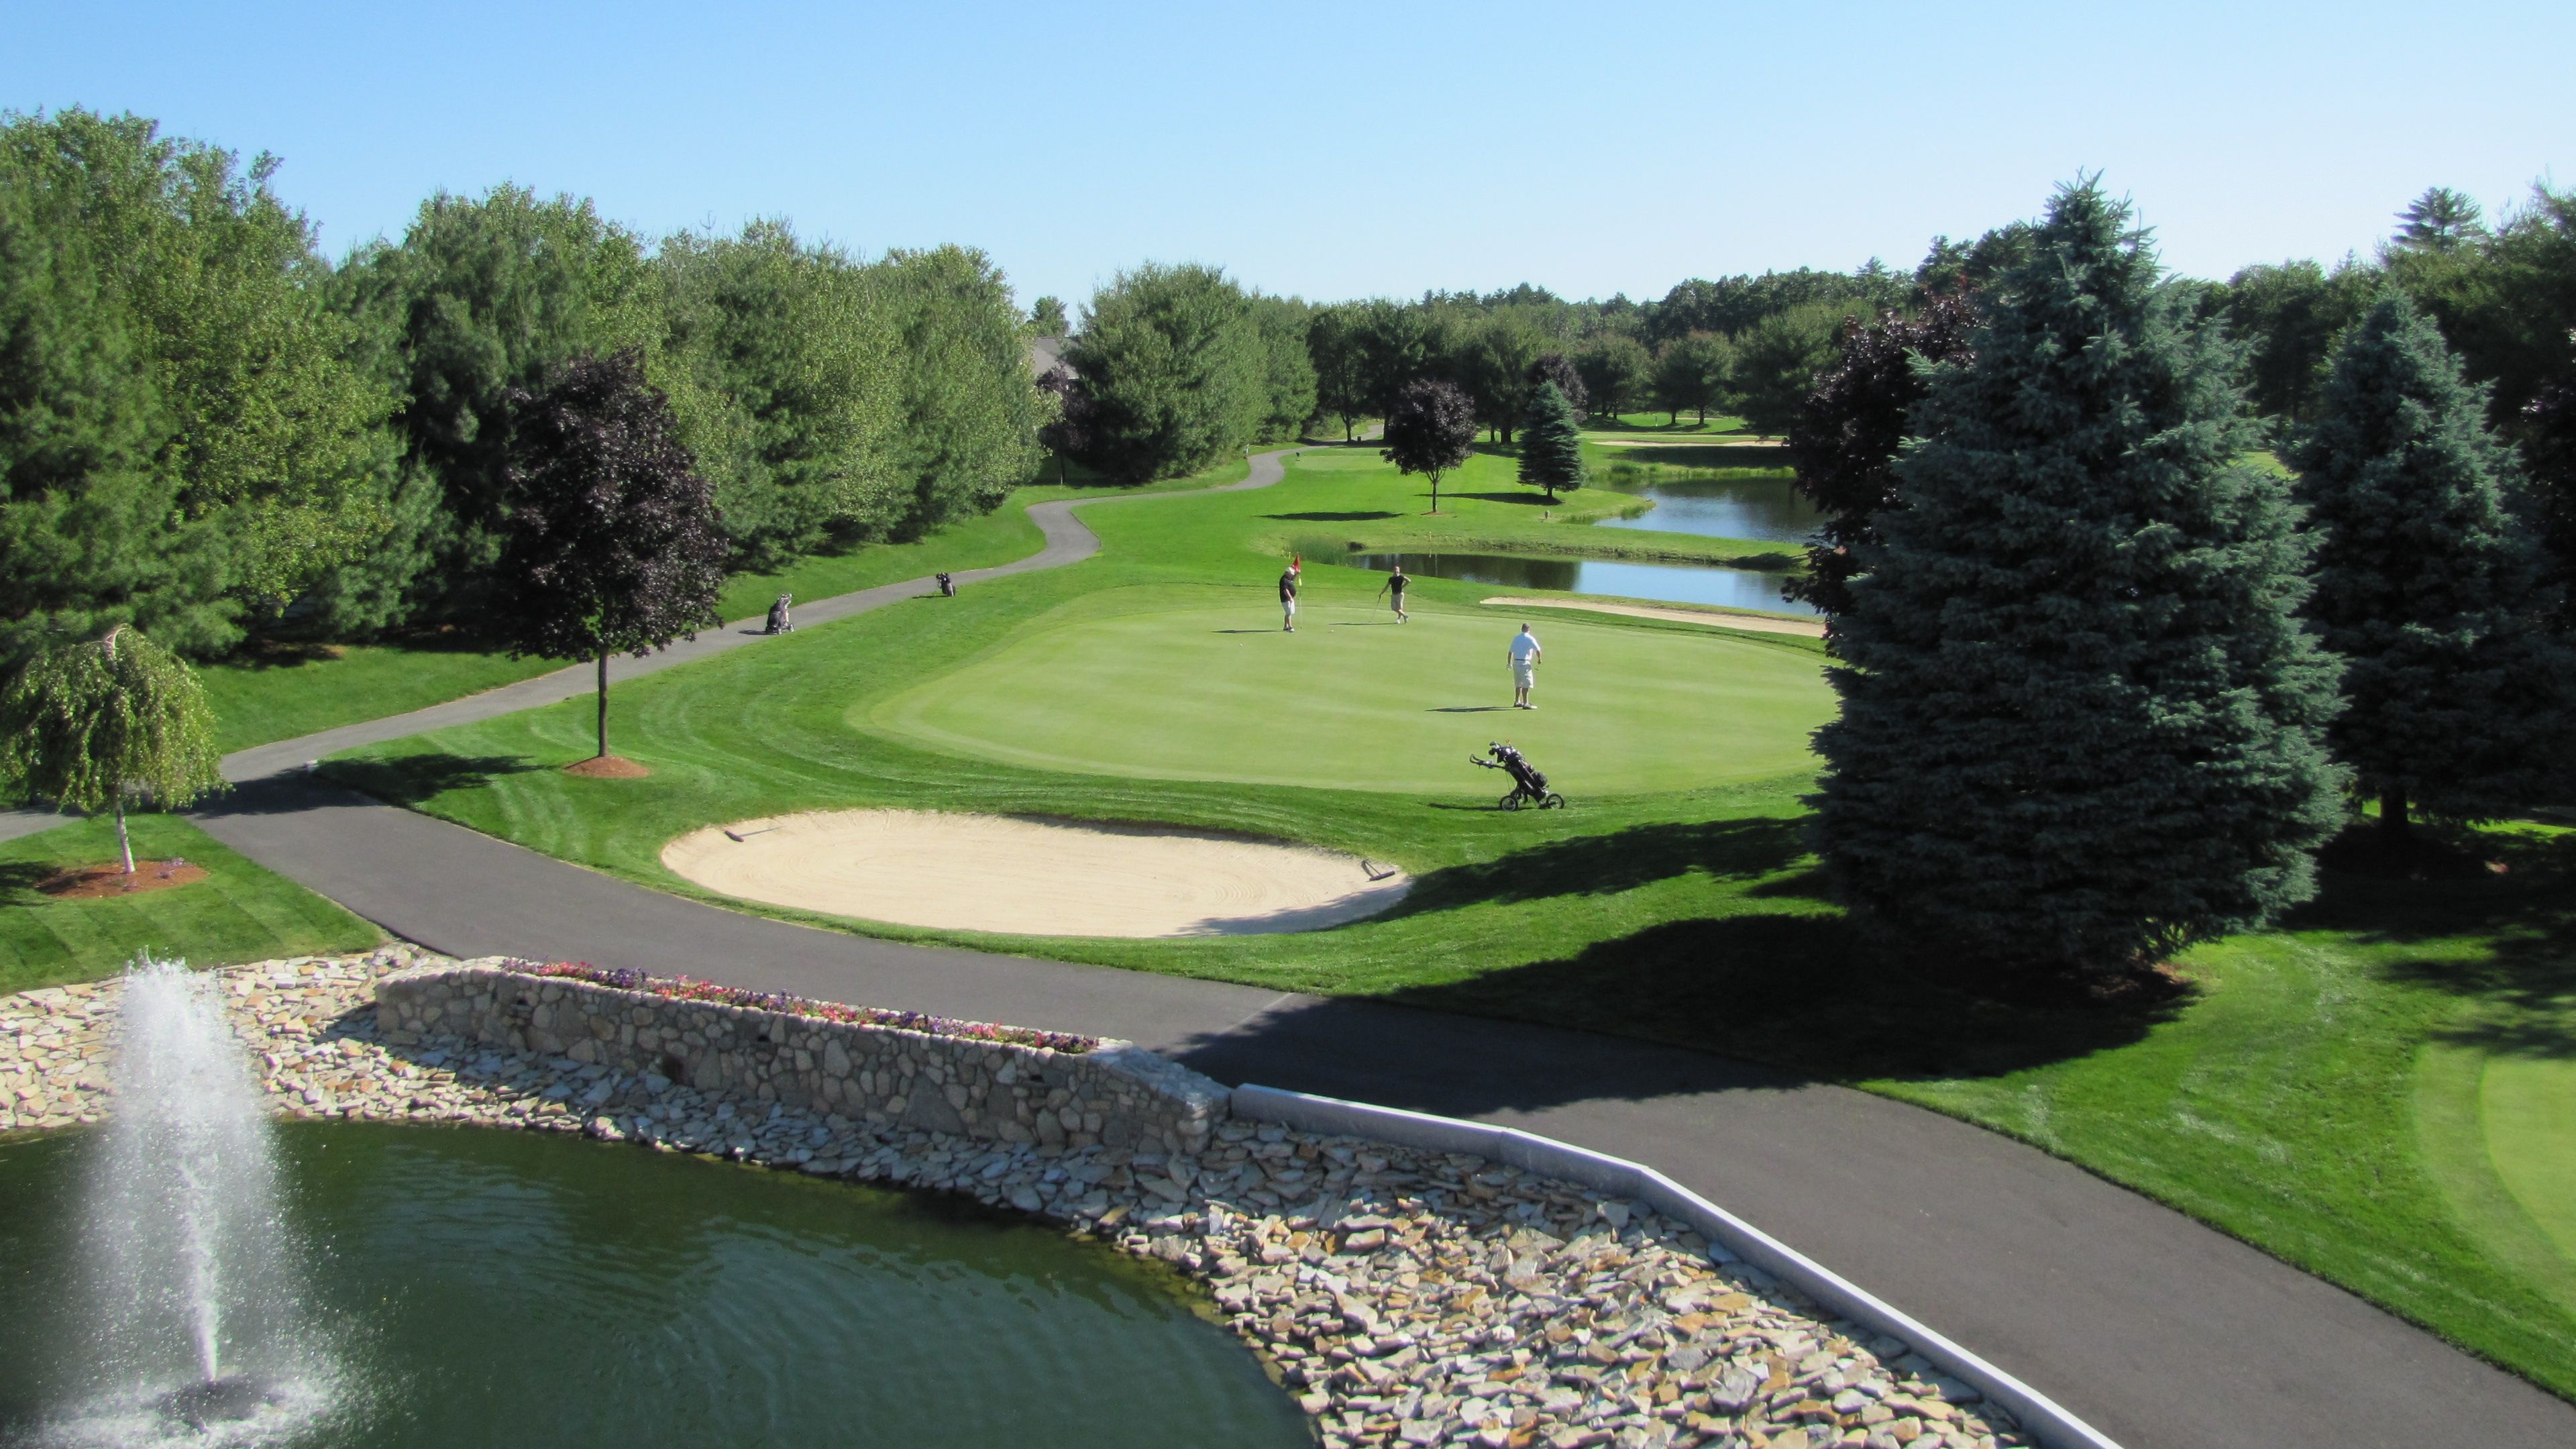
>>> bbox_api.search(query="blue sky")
[5,1,2567,311]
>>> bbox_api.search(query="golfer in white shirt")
[1508,625,1542,709]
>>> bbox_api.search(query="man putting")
[1375,564,1410,623]
[1279,559,1300,632]
[1508,623,1542,708]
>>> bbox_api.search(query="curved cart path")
[15,450,2575,1447]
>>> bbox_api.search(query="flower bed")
[516,960,1096,1054]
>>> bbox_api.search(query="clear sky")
[5,1,2567,311]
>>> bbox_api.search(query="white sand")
[1481,596,1826,638]
[661,810,1409,939]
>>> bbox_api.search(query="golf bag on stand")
[765,593,794,634]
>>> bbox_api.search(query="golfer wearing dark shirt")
[1375,566,1410,623]
[1279,565,1299,632]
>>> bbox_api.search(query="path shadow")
[1263,511,1399,522]
[307,753,538,809]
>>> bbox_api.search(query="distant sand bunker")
[661,810,1409,938]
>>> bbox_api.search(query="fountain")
[42,956,340,1446]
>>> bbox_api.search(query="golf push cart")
[1470,741,1566,811]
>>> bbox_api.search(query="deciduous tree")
[1652,333,1731,425]
[0,625,222,875]
[1731,303,1842,437]
[1813,180,2345,979]
[1063,263,1264,481]
[1781,292,1978,621]
[2292,293,2569,840]
[1381,378,1477,513]
[1575,334,1650,419]
[491,352,728,762]
[1525,352,1587,418]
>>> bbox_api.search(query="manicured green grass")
[869,588,1831,794]
[197,644,561,755]
[713,485,1063,621]
[0,816,382,993]
[333,443,2576,1399]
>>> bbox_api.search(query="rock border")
[5,953,2039,1449]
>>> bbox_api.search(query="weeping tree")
[0,626,223,875]
[1813,180,2347,979]
[1381,378,1477,513]
[2292,293,2571,843]
[492,351,728,764]
[1517,381,1587,502]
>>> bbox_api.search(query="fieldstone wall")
[373,961,1226,1156]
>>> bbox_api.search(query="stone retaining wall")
[373,962,1226,1156]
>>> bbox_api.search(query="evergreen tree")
[491,352,728,763]
[1813,181,2347,977]
[1516,382,1586,502]
[0,625,222,876]
[1381,378,1476,513]
[2292,293,2569,839]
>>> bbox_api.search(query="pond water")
[1344,551,1819,615]
[0,1122,1305,1449]
[1595,475,1821,544]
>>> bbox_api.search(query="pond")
[1594,474,1821,544]
[1344,551,1820,616]
[0,1122,1306,1449]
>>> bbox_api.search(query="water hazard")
[1344,551,1820,615]
[0,1120,1304,1448]
[1594,476,1821,544]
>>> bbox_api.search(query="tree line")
[1,109,1044,664]
[1785,177,2576,985]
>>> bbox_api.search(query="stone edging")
[375,961,1226,1157]
[1233,1087,2117,1449]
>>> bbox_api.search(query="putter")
[722,825,782,843]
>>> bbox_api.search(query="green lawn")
[869,588,1831,794]
[331,443,2576,1399]
[197,644,562,755]
[0,815,382,993]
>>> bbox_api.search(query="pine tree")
[0,626,223,876]
[1516,382,1587,502]
[491,352,729,764]
[2292,293,2569,840]
[1813,181,2347,977]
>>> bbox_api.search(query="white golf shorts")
[1513,663,1536,690]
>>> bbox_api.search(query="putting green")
[864,590,1832,794]
[2484,1055,2576,1263]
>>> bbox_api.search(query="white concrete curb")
[1232,1083,2120,1449]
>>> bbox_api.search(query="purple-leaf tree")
[494,350,729,761]
[1381,377,1478,513]
[1780,291,1979,627]
[1035,364,1095,484]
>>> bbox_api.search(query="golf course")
[284,439,2576,1411]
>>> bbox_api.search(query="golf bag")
[765,593,794,634]
[1470,742,1566,810]
[936,572,957,597]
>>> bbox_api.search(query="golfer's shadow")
[1212,629,1282,635]
[1428,706,1507,712]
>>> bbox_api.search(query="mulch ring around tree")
[562,755,651,780]
[36,859,209,899]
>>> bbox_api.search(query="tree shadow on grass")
[1395,816,1812,913]
[1262,511,1400,522]
[0,861,58,908]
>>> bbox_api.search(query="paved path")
[16,450,2575,1447]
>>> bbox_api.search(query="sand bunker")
[661,810,1409,938]
[1481,596,1825,638]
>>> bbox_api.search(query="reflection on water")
[1345,552,1819,616]
[0,1122,1307,1448]
[1596,475,1821,543]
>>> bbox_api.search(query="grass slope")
[198,645,561,755]
[0,816,382,992]
[335,445,2576,1398]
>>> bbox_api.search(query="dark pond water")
[1344,551,1819,615]
[1595,476,1821,544]
[0,1123,1305,1449]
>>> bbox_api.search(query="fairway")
[865,589,1833,794]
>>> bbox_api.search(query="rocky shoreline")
[2,952,2027,1449]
